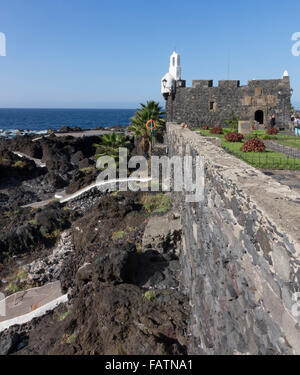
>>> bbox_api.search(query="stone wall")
[165,77,291,129]
[167,123,300,355]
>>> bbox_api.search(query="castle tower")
[169,51,181,81]
[161,51,182,99]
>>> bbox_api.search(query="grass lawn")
[194,129,300,170]
[276,137,300,150]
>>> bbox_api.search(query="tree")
[94,132,131,165]
[128,101,165,155]
[225,113,240,132]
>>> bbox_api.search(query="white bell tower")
[161,51,182,97]
[283,70,289,78]
[169,51,181,81]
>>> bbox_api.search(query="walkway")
[0,281,66,332]
[261,169,300,195]
[264,141,300,160]
[22,197,57,209]
[12,151,47,168]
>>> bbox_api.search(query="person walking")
[295,116,300,136]
[269,115,276,128]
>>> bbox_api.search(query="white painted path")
[0,281,67,333]
[12,152,46,168]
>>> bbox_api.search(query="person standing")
[295,116,300,136]
[269,115,276,128]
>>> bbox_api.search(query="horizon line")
[0,107,138,110]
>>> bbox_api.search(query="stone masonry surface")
[165,77,291,129]
[167,123,300,354]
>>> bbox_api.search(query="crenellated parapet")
[161,52,292,129]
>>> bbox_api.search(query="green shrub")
[136,243,142,253]
[39,227,49,238]
[144,291,156,301]
[13,160,26,168]
[28,219,38,226]
[112,230,125,241]
[111,191,119,197]
[6,271,30,293]
[142,194,172,214]
[80,167,95,174]
[58,310,71,322]
[7,282,20,293]
[225,115,240,131]
[0,158,11,166]
[65,333,76,344]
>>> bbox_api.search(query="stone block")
[238,121,252,134]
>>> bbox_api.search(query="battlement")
[192,80,241,88]
[192,80,213,88]
[165,75,291,129]
[218,80,240,88]
[187,78,288,90]
[247,77,289,87]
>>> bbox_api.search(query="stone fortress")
[161,51,292,130]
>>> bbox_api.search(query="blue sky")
[0,0,299,108]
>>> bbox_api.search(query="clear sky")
[0,0,299,108]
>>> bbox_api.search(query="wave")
[0,129,49,138]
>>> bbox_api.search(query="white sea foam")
[0,129,48,138]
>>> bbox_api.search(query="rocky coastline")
[0,124,128,139]
[0,128,190,355]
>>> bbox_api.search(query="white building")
[161,51,182,97]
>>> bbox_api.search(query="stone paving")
[0,281,62,323]
[261,169,300,195]
[260,137,300,193]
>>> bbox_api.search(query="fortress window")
[209,101,216,112]
[255,87,264,96]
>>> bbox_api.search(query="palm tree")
[128,101,165,155]
[94,132,131,165]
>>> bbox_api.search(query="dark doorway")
[255,110,264,124]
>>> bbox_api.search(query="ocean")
[0,108,136,137]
